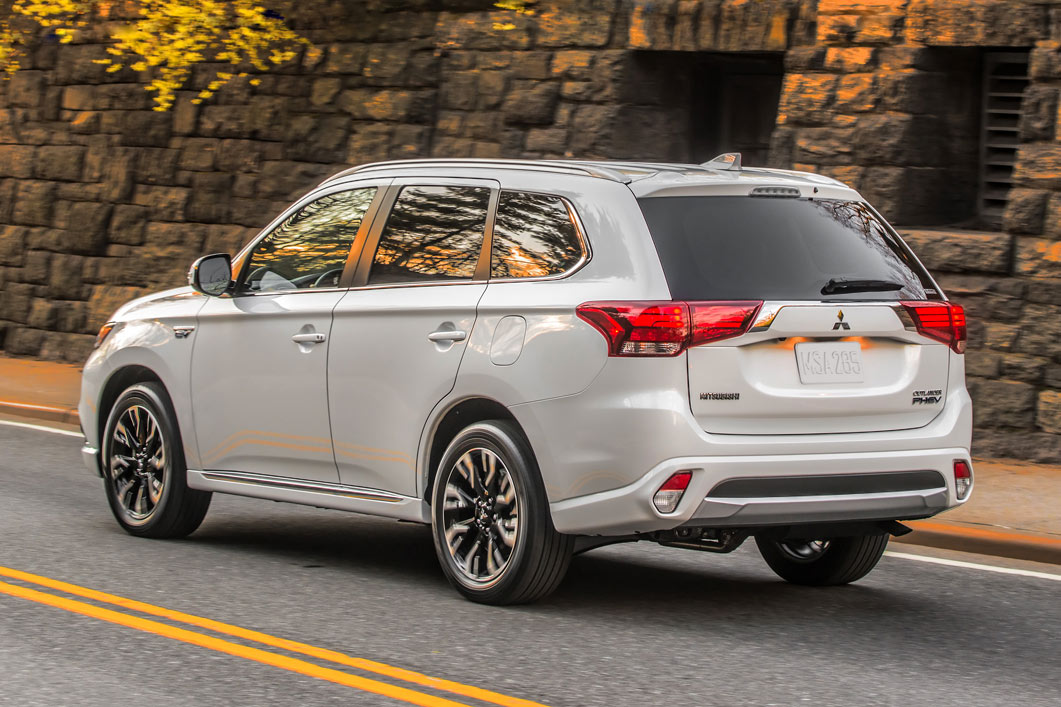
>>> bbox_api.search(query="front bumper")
[81,442,102,477]
[549,448,970,536]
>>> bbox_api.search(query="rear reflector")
[954,460,973,500]
[901,302,967,354]
[653,471,693,514]
[577,301,762,357]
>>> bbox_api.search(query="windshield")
[638,196,937,301]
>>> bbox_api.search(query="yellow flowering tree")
[493,0,536,31]
[1,0,308,111]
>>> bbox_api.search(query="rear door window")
[638,196,935,301]
[368,185,490,285]
[490,191,584,278]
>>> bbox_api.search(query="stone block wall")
[0,0,818,364]
[903,228,1061,462]
[771,0,1054,227]
[0,0,1059,460]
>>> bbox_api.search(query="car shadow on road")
[185,507,940,623]
[188,509,446,581]
[555,547,928,613]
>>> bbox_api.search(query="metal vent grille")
[980,51,1030,228]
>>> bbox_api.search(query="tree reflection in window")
[369,186,490,285]
[491,192,583,279]
[244,188,376,292]
[806,199,926,296]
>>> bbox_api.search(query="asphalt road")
[1,422,1059,707]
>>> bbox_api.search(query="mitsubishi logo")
[832,310,850,331]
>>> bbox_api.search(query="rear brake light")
[653,471,693,513]
[901,302,966,354]
[953,459,973,500]
[577,301,761,357]
[689,302,763,347]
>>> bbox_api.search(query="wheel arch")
[421,396,529,503]
[97,365,168,448]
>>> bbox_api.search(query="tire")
[755,533,889,586]
[430,420,573,605]
[101,382,211,539]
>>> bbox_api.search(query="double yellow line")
[0,566,547,707]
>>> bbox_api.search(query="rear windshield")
[638,196,937,301]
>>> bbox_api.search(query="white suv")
[79,157,973,604]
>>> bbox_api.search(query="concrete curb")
[895,520,1061,566]
[0,400,80,427]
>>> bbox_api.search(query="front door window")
[243,188,377,292]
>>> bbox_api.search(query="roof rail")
[325,158,634,184]
[563,160,710,175]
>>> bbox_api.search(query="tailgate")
[688,304,950,435]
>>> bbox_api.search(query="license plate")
[795,342,864,384]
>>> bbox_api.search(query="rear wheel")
[431,420,573,605]
[755,534,888,586]
[102,382,211,538]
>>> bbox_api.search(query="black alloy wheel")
[102,382,211,538]
[431,420,573,605]
[441,446,520,584]
[109,402,167,523]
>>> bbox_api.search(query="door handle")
[292,332,326,344]
[427,330,466,343]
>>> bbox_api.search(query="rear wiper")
[821,278,905,295]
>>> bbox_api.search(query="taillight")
[901,302,966,354]
[576,301,687,356]
[953,459,973,500]
[689,302,763,347]
[653,471,693,513]
[576,301,761,357]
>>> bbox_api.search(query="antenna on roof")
[702,153,742,171]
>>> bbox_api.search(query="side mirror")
[189,253,232,297]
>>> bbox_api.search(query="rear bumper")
[549,448,969,536]
[684,488,948,527]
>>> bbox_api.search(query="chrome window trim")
[343,279,490,293]
[235,286,352,298]
[486,191,592,284]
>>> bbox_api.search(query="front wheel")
[431,420,573,605]
[755,534,889,586]
[102,382,211,539]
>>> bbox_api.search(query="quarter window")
[368,185,491,285]
[243,188,376,293]
[491,191,583,279]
